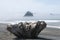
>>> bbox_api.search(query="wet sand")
[0,23,60,40]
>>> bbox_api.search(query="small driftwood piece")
[7,21,47,39]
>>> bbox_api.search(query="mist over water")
[0,14,60,27]
[1,13,60,21]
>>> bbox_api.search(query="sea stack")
[24,11,33,17]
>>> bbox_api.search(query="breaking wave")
[0,20,60,29]
[0,20,60,24]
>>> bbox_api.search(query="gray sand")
[0,23,60,40]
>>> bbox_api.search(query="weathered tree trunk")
[7,21,47,39]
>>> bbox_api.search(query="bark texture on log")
[7,21,47,38]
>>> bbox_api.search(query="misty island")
[24,11,33,17]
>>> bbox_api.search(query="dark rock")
[24,11,33,16]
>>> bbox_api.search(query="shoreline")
[0,23,60,40]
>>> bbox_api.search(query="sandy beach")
[0,23,60,40]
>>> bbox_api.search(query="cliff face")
[24,11,33,16]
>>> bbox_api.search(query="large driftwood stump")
[7,21,47,39]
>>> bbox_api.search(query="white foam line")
[0,21,36,25]
[0,20,60,29]
[47,25,60,29]
[0,20,60,23]
[39,20,60,22]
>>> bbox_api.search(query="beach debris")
[7,21,47,38]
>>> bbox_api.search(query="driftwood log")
[7,21,47,39]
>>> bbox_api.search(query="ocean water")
[0,14,60,29]
[0,16,60,26]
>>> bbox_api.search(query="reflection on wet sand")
[13,37,53,40]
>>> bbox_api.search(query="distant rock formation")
[50,13,60,15]
[24,11,33,17]
[50,13,53,15]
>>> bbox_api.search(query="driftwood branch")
[7,21,47,39]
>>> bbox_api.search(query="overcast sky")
[0,0,60,20]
